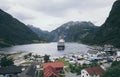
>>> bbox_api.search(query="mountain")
[27,25,50,41]
[82,0,120,48]
[0,9,43,47]
[50,21,98,42]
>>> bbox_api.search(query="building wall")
[81,70,90,77]
[117,57,120,61]
[87,53,97,58]
[81,70,100,77]
[117,51,120,56]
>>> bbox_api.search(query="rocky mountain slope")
[82,0,120,48]
[0,9,43,47]
[50,21,98,42]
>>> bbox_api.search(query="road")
[65,72,80,77]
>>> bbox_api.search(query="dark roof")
[85,66,104,76]
[44,66,59,77]
[26,65,36,77]
[19,64,36,77]
[0,66,25,74]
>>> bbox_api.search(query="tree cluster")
[69,62,100,75]
[0,56,14,67]
[101,61,120,77]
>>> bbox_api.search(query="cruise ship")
[57,38,65,50]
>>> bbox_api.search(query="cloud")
[0,0,116,31]
[10,0,115,17]
[0,0,11,10]
[7,7,35,21]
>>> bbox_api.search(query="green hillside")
[0,9,43,47]
[82,0,120,48]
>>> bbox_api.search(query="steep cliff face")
[0,9,42,47]
[82,0,120,47]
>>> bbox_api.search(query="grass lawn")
[7,55,15,59]
[21,62,31,64]
[39,70,43,77]
[59,74,66,77]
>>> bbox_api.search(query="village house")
[86,50,104,63]
[0,62,39,77]
[115,51,120,61]
[44,66,59,77]
[81,66,104,77]
[63,53,90,65]
[117,51,120,56]
[19,65,36,77]
[116,56,120,61]
[101,63,111,71]
[43,62,64,77]
[87,50,99,58]
[103,45,116,56]
[0,66,27,77]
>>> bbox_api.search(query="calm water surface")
[1,42,89,57]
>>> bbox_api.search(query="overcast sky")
[0,0,116,31]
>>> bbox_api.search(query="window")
[87,74,88,76]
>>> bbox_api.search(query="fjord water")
[1,42,89,57]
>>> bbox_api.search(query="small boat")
[57,38,65,50]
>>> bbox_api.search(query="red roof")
[43,62,64,69]
[85,66,104,76]
[44,66,59,77]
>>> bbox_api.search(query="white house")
[100,63,111,71]
[87,50,99,58]
[104,45,113,52]
[116,56,120,61]
[81,66,104,77]
[117,51,120,56]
